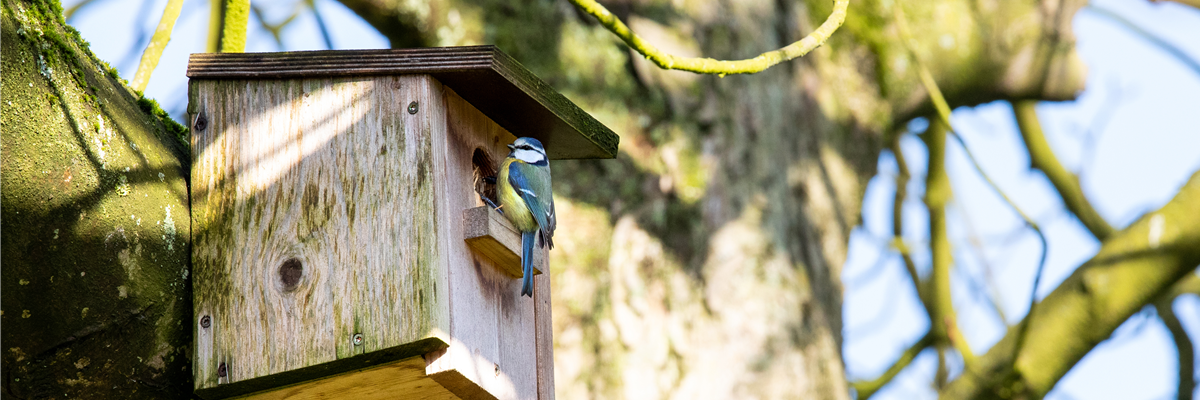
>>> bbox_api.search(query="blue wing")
[507,162,555,248]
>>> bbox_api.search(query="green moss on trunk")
[1,0,193,396]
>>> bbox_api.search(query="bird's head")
[508,137,547,165]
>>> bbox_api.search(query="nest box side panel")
[190,75,450,394]
[422,86,545,400]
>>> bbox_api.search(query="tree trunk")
[1,0,193,397]
[334,0,1085,398]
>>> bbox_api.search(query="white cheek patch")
[513,148,546,164]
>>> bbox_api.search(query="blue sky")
[63,0,1200,398]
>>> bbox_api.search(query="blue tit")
[497,137,556,297]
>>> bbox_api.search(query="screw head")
[200,315,211,328]
[194,112,207,131]
[217,362,227,378]
[352,333,364,346]
[407,101,419,115]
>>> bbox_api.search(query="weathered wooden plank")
[463,206,544,279]
[533,255,554,400]
[186,46,620,160]
[190,75,449,398]
[422,85,540,399]
[237,355,458,400]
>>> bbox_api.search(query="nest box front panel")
[189,75,450,392]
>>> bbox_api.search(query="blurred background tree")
[2,0,1198,398]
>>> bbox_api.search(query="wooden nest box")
[186,46,618,399]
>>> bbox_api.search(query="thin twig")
[1152,0,1200,9]
[1156,300,1195,400]
[250,4,301,50]
[566,0,849,75]
[118,0,157,72]
[894,4,1047,373]
[1012,100,1114,240]
[890,137,923,297]
[953,200,1010,323]
[64,0,107,22]
[306,0,336,50]
[1085,3,1200,76]
[850,333,934,400]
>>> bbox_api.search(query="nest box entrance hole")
[472,148,498,206]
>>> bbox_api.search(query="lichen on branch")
[566,0,849,74]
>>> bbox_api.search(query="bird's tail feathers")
[521,231,536,297]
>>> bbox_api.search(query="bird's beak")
[507,144,515,150]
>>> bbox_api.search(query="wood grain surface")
[421,86,543,400]
[191,75,450,396]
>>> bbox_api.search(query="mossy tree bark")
[334,0,1087,398]
[1,0,193,397]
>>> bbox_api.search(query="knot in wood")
[278,258,303,292]
[195,112,207,131]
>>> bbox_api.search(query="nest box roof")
[187,46,618,160]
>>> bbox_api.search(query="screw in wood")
[217,362,227,378]
[200,315,211,328]
[408,101,419,114]
[494,363,500,377]
[352,333,364,346]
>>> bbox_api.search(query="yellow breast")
[498,159,538,232]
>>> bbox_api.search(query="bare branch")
[851,333,934,400]
[921,118,976,363]
[894,4,1049,372]
[954,201,1011,324]
[208,0,251,52]
[942,172,1200,399]
[1085,3,1200,76]
[1151,0,1200,8]
[1012,100,1115,240]
[890,138,923,297]
[130,0,184,92]
[250,4,301,50]
[306,0,336,50]
[565,0,849,75]
[64,0,108,22]
[1156,289,1195,400]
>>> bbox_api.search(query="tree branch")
[1012,100,1115,240]
[1156,278,1196,400]
[1151,0,1200,9]
[207,0,251,52]
[306,0,336,49]
[565,0,849,74]
[941,172,1200,399]
[895,4,1049,371]
[851,333,934,400]
[922,118,976,363]
[130,0,184,92]
[890,137,923,296]
[1085,3,1200,76]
